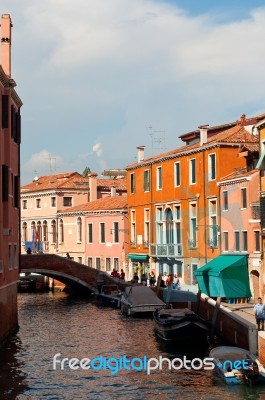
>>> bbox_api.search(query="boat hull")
[153,308,209,342]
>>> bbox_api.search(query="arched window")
[59,219,64,243]
[37,221,42,241]
[165,208,173,244]
[22,222,27,243]
[51,220,57,244]
[43,221,48,241]
[77,217,82,242]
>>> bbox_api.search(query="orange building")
[126,114,263,284]
[256,117,265,299]
[0,14,22,344]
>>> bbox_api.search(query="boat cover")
[123,285,165,306]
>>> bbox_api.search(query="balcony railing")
[251,204,260,220]
[149,243,182,257]
[143,240,149,248]
[208,239,218,248]
[130,240,136,248]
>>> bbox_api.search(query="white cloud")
[5,0,265,184]
[92,142,103,157]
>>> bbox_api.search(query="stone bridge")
[20,254,129,293]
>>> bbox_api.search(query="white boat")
[120,285,165,316]
[209,346,265,384]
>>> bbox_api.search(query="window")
[96,257,101,270]
[22,200,27,210]
[174,205,181,246]
[189,203,197,248]
[223,232,229,251]
[130,173,135,194]
[156,166,162,189]
[235,231,240,251]
[59,219,64,243]
[114,258,119,271]
[8,244,12,270]
[242,231,248,251]
[100,223,105,243]
[22,222,27,243]
[106,258,111,272]
[256,141,265,169]
[174,162,181,187]
[191,264,198,284]
[51,197,56,207]
[87,257,93,268]
[2,94,9,128]
[88,223,93,243]
[36,198,41,208]
[144,209,150,247]
[208,153,216,181]
[241,188,247,209]
[131,210,136,247]
[209,199,218,247]
[223,191,228,211]
[143,170,150,192]
[2,164,9,202]
[156,207,163,244]
[77,217,82,242]
[189,159,196,184]
[51,220,57,244]
[113,222,119,243]
[63,197,72,207]
[78,257,82,264]
[254,231,261,252]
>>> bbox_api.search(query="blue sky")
[2,0,265,184]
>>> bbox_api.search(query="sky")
[2,0,265,184]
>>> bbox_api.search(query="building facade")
[20,172,127,263]
[218,168,261,298]
[0,14,22,344]
[126,114,262,286]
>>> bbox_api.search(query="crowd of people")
[110,269,180,289]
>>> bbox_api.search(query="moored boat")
[209,346,265,384]
[120,285,165,316]
[153,307,209,342]
[96,285,122,308]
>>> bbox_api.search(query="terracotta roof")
[21,172,89,192]
[126,124,259,169]
[219,167,259,182]
[60,195,128,213]
[97,178,127,191]
[21,173,127,193]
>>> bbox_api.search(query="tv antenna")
[147,126,166,155]
[47,154,57,172]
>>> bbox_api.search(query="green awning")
[195,254,251,298]
[128,253,148,261]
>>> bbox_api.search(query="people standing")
[173,274,180,290]
[120,269,125,280]
[133,272,139,283]
[141,273,147,286]
[149,271,156,287]
[254,297,265,331]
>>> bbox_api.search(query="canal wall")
[198,293,257,354]
[0,282,18,346]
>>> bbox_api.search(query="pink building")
[0,14,22,344]
[219,168,261,299]
[60,191,129,279]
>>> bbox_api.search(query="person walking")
[254,297,265,331]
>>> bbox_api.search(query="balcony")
[130,240,136,248]
[149,243,182,257]
[208,239,218,248]
[143,240,149,248]
[188,240,197,249]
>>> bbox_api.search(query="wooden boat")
[153,307,209,342]
[96,285,122,308]
[120,285,165,316]
[209,346,265,384]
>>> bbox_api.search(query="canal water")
[1,292,265,400]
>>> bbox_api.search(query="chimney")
[137,146,145,163]
[240,114,246,126]
[1,14,12,78]
[111,186,116,197]
[198,125,209,146]
[88,173,98,202]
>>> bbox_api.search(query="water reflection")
[0,292,265,399]
[0,335,29,399]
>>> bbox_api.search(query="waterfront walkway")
[221,301,257,326]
